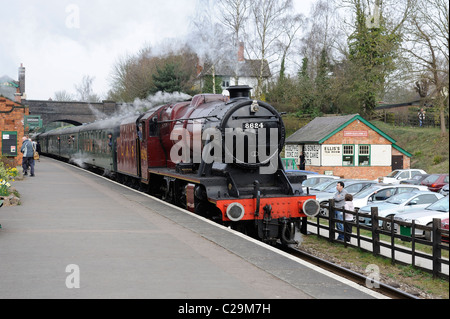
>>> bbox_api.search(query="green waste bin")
[400,225,411,237]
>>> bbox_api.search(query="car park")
[358,191,444,230]
[420,174,449,192]
[376,169,427,184]
[352,184,429,211]
[440,184,449,196]
[400,174,430,185]
[394,197,449,240]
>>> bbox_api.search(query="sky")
[1,0,313,101]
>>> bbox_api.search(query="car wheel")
[319,202,329,218]
[425,222,433,241]
[382,215,395,231]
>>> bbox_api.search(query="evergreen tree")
[151,62,185,94]
[347,0,400,115]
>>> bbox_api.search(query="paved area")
[0,157,386,299]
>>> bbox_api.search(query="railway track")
[279,245,421,299]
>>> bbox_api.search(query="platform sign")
[1,131,18,157]
[24,115,42,130]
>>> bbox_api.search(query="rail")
[307,199,449,281]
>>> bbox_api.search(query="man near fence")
[333,181,348,241]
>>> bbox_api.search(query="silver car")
[352,184,430,211]
[394,197,449,240]
[359,190,444,230]
[440,184,449,196]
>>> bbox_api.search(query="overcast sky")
[1,0,312,101]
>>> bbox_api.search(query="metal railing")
[307,199,449,280]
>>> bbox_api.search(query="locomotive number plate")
[243,122,265,129]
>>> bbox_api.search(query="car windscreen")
[386,192,413,204]
[386,170,400,177]
[426,198,449,212]
[353,186,381,199]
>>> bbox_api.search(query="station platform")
[0,157,387,300]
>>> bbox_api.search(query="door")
[392,155,403,170]
[139,121,149,183]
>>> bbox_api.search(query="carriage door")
[139,120,149,183]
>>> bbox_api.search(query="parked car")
[440,184,449,196]
[315,179,377,216]
[301,174,340,190]
[400,174,430,185]
[441,217,449,243]
[420,174,449,192]
[394,197,449,240]
[359,191,444,230]
[309,179,344,193]
[352,184,430,211]
[376,169,427,184]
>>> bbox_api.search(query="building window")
[358,145,370,166]
[343,145,354,166]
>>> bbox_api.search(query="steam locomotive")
[38,86,320,245]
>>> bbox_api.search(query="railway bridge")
[23,99,119,127]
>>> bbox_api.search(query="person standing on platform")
[21,136,35,177]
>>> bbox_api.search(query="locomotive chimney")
[227,85,252,99]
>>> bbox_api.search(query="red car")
[421,174,449,192]
[442,217,449,243]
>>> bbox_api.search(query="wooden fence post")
[329,199,335,243]
[371,207,380,257]
[432,218,442,279]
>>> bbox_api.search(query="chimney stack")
[238,42,245,62]
[18,63,25,96]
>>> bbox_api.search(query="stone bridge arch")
[24,99,119,127]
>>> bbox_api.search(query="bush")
[0,159,17,196]
[433,155,443,165]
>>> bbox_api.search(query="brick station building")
[0,97,29,168]
[285,114,412,180]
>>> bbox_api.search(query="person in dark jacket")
[21,136,35,177]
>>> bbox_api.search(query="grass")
[370,120,449,174]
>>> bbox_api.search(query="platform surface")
[0,157,386,299]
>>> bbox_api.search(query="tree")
[53,90,74,101]
[404,0,449,135]
[108,45,199,101]
[346,0,404,115]
[246,0,295,99]
[75,75,101,103]
[218,0,251,85]
[151,62,185,94]
[108,46,159,102]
